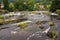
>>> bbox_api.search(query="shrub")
[0,16,4,19]
[9,3,15,12]
[49,21,54,26]
[55,10,60,15]
[47,31,58,40]
[3,0,9,10]
[51,31,58,39]
[0,10,8,14]
[15,0,24,11]
[18,5,24,11]
[17,23,28,28]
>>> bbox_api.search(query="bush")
[9,3,15,12]
[47,31,58,40]
[0,16,4,19]
[49,21,54,26]
[18,5,24,11]
[55,10,60,15]
[17,23,28,28]
[0,10,8,14]
[51,31,58,39]
[3,0,9,10]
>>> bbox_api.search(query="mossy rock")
[42,12,51,15]
[47,31,58,40]
[0,10,8,14]
[0,16,4,19]
[9,14,14,17]
[17,23,28,29]
[39,26,44,29]
[35,20,41,24]
[49,21,54,26]
[0,19,5,25]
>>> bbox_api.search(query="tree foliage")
[26,0,36,11]
[15,0,25,11]
[49,0,60,12]
[3,0,9,10]
[9,3,15,12]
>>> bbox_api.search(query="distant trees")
[49,0,60,12]
[34,3,40,11]
[26,0,36,11]
[14,0,36,11]
[15,0,26,11]
[3,0,60,11]
[9,3,15,12]
[15,0,23,10]
[3,0,9,10]
[0,2,1,8]
[3,0,15,12]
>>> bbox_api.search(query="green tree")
[0,2,1,8]
[34,3,40,11]
[49,0,60,12]
[3,0,9,10]
[9,3,15,12]
[15,0,24,11]
[26,0,36,11]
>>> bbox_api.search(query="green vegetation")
[4,18,25,24]
[3,0,9,10]
[49,0,60,12]
[47,31,58,40]
[0,10,8,14]
[0,16,4,19]
[9,3,15,12]
[2,0,60,11]
[34,3,40,11]
[51,31,58,40]
[42,12,51,15]
[55,10,60,15]
[15,0,25,11]
[26,0,36,11]
[1,0,51,11]
[14,0,36,11]
[17,23,28,28]
[49,21,54,26]
[31,11,41,15]
[0,18,26,25]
